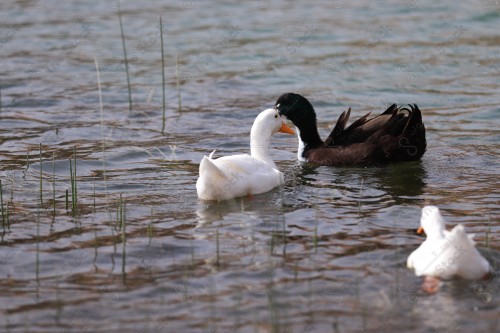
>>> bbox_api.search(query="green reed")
[148,207,153,243]
[281,205,287,256]
[160,16,166,134]
[358,178,364,216]
[52,152,56,216]
[111,227,117,268]
[94,57,108,207]
[119,194,127,282]
[117,0,132,112]
[268,292,279,333]
[9,177,13,202]
[93,175,96,213]
[26,145,30,170]
[216,228,220,267]
[190,238,195,266]
[147,221,153,243]
[93,226,98,266]
[69,147,77,216]
[39,143,43,208]
[36,205,40,282]
[6,182,10,229]
[5,200,9,231]
[116,194,124,230]
[69,160,73,210]
[0,179,5,228]
[73,146,77,203]
[65,189,69,213]
[176,54,182,112]
[313,219,318,253]
[116,198,119,228]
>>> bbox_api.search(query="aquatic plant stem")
[39,144,43,208]
[94,57,108,208]
[93,175,96,213]
[93,226,98,266]
[117,0,132,112]
[73,146,77,205]
[69,149,77,217]
[176,54,182,112]
[65,189,69,213]
[0,180,5,228]
[358,178,364,216]
[160,16,166,134]
[36,205,40,282]
[116,197,120,229]
[216,228,220,267]
[313,218,318,253]
[52,152,56,216]
[26,145,30,170]
[5,202,9,230]
[69,159,74,215]
[120,194,127,283]
[120,195,124,229]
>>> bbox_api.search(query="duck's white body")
[196,109,294,201]
[407,206,490,280]
[196,151,284,201]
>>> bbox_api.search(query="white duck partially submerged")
[196,108,295,201]
[407,205,491,280]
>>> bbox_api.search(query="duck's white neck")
[296,127,306,161]
[250,135,277,169]
[426,228,446,241]
[422,208,447,241]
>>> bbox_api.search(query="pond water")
[1,0,499,332]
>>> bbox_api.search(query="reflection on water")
[1,0,500,332]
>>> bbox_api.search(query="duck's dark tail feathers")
[324,103,426,163]
[324,108,351,146]
[394,104,426,161]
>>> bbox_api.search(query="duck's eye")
[274,115,278,118]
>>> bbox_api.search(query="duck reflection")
[292,159,427,204]
[195,189,285,227]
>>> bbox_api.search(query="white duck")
[196,108,295,201]
[407,205,490,280]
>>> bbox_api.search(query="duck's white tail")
[199,150,226,179]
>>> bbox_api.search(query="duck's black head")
[274,93,323,148]
[274,93,316,127]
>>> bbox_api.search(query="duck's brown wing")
[304,143,386,166]
[311,104,426,165]
[325,104,398,147]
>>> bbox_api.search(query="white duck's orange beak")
[279,122,295,135]
[417,227,424,235]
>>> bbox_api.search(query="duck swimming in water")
[274,93,426,166]
[196,108,295,201]
[407,205,491,280]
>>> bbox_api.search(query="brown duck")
[275,93,426,166]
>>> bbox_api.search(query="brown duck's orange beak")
[417,227,425,235]
[279,122,295,135]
